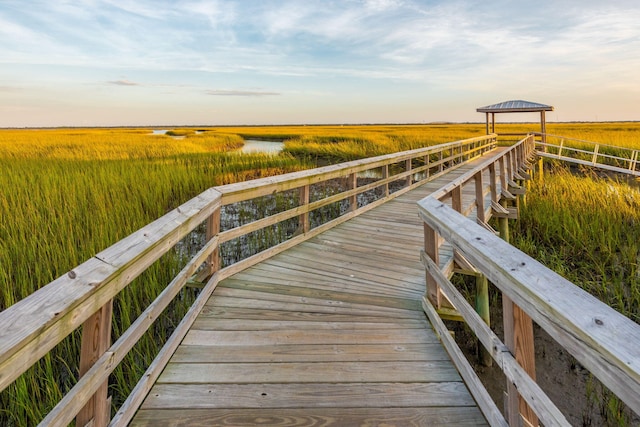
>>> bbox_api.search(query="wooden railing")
[418,135,640,426]
[535,132,640,176]
[0,134,497,427]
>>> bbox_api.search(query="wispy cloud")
[205,89,280,97]
[0,85,22,92]
[107,79,140,86]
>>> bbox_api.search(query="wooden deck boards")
[130,150,510,426]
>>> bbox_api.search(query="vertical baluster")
[382,165,390,197]
[348,172,357,212]
[298,185,310,234]
[423,223,441,308]
[499,198,537,427]
[206,206,221,276]
[474,171,491,366]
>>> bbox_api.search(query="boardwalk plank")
[192,318,429,331]
[217,280,421,310]
[131,407,488,427]
[141,382,477,409]
[171,343,449,363]
[201,295,418,317]
[157,361,462,383]
[182,328,439,346]
[199,306,427,321]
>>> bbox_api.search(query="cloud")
[107,79,140,86]
[205,89,280,97]
[0,86,22,92]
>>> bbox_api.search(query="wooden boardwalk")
[5,135,639,426]
[130,150,510,426]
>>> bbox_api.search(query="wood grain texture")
[141,382,477,409]
[131,407,488,427]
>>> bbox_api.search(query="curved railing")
[0,134,497,427]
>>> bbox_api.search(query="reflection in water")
[240,140,285,154]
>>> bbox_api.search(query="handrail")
[534,132,640,176]
[418,135,640,425]
[0,134,498,427]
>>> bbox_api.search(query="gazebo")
[477,100,554,136]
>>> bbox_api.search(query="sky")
[1,0,639,127]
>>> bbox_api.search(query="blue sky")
[1,0,639,127]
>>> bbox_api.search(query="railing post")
[451,186,462,213]
[475,171,485,223]
[475,273,491,367]
[298,185,310,233]
[382,165,390,197]
[489,163,498,204]
[628,151,636,171]
[205,206,221,275]
[424,155,430,179]
[405,158,412,187]
[424,223,441,308]
[474,171,491,366]
[77,300,114,427]
[499,157,508,193]
[348,172,357,212]
[499,202,538,427]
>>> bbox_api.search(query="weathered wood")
[422,297,508,427]
[182,328,438,346]
[420,252,570,426]
[141,382,477,409]
[424,223,441,308]
[298,184,310,233]
[475,274,491,367]
[172,343,448,363]
[218,280,421,311]
[200,306,424,322]
[131,407,488,427]
[205,206,220,277]
[76,300,113,427]
[418,197,640,415]
[158,361,462,384]
[109,270,224,427]
[475,171,486,223]
[40,236,221,427]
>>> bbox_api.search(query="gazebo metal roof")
[477,99,554,138]
[477,100,554,113]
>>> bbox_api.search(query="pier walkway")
[130,150,508,426]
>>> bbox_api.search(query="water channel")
[240,139,285,154]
